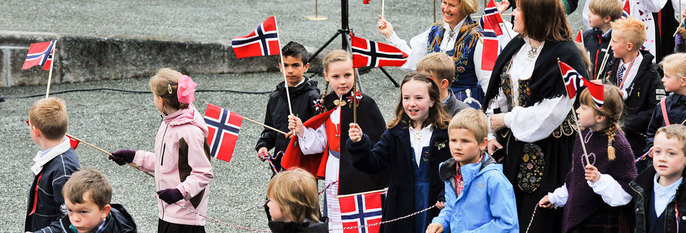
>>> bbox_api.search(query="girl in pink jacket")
[111,68,213,233]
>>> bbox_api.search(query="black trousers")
[158,219,205,233]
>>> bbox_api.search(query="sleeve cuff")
[388,32,401,44]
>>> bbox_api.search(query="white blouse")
[409,124,433,167]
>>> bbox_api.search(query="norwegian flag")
[351,35,408,68]
[583,78,605,109]
[22,40,56,70]
[204,103,243,163]
[480,0,506,36]
[480,16,500,71]
[622,0,631,17]
[575,30,583,44]
[363,0,370,4]
[231,16,281,59]
[66,135,79,149]
[558,60,585,99]
[340,191,384,233]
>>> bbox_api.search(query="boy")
[582,0,622,79]
[606,17,664,164]
[25,97,81,233]
[630,124,686,233]
[416,53,470,116]
[255,41,320,173]
[59,168,136,233]
[426,108,518,233]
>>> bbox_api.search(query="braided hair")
[579,84,624,160]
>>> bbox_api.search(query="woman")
[482,0,590,231]
[378,0,509,109]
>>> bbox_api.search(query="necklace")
[413,130,422,141]
[527,46,538,60]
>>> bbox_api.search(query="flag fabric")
[204,103,243,163]
[339,191,384,233]
[480,14,500,71]
[583,78,605,109]
[66,135,79,149]
[363,0,370,4]
[231,16,280,59]
[351,35,408,68]
[22,40,56,70]
[575,30,583,44]
[622,0,631,17]
[481,0,506,36]
[558,60,585,99]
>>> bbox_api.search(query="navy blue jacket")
[645,93,686,153]
[583,28,613,80]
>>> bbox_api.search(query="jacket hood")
[276,78,319,96]
[439,153,499,182]
[163,104,208,135]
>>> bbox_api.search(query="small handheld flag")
[231,16,280,59]
[480,14,501,71]
[558,60,585,99]
[622,0,631,17]
[583,78,605,109]
[22,40,56,70]
[575,29,583,44]
[350,35,408,68]
[204,103,243,163]
[66,135,79,149]
[339,191,384,233]
[482,0,506,36]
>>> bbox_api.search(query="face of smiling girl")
[402,80,434,129]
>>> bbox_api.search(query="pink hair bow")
[177,75,197,104]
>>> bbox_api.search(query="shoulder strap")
[660,97,670,126]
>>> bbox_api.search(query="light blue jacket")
[431,154,519,233]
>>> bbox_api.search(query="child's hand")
[284,131,294,139]
[538,195,554,208]
[425,223,444,233]
[585,164,600,183]
[109,149,136,166]
[495,0,510,14]
[349,123,363,142]
[377,16,394,39]
[435,201,445,209]
[257,147,269,161]
[288,115,304,137]
[157,188,183,204]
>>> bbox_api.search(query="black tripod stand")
[307,0,400,87]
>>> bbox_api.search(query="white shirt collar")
[653,173,683,216]
[31,138,71,175]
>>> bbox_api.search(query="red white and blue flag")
[480,0,506,36]
[622,0,631,17]
[583,77,605,109]
[339,191,384,233]
[351,35,408,68]
[22,40,56,70]
[480,15,500,71]
[558,60,585,99]
[231,16,281,59]
[204,103,243,163]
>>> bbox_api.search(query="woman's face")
[513,7,525,34]
[441,0,463,28]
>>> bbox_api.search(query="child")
[110,68,213,233]
[59,168,136,233]
[582,0,622,79]
[346,72,452,233]
[416,52,470,116]
[255,41,320,174]
[282,50,388,233]
[630,124,686,233]
[425,108,518,233]
[644,53,686,153]
[266,168,327,233]
[25,97,81,233]
[538,85,637,232]
[606,17,664,163]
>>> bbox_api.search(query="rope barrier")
[1,87,270,100]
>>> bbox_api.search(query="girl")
[282,50,388,233]
[110,68,213,233]
[266,168,327,233]
[644,53,686,155]
[346,72,452,233]
[538,85,637,233]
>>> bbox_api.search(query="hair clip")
[167,84,173,94]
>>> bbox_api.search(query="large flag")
[622,0,631,17]
[204,103,243,163]
[231,16,280,59]
[339,191,384,233]
[22,40,56,70]
[350,35,408,68]
[480,15,500,71]
[481,0,506,36]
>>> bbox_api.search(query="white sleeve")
[547,184,569,207]
[388,29,430,72]
[587,174,633,207]
[503,96,572,143]
[473,40,493,94]
[642,0,668,13]
[297,123,327,155]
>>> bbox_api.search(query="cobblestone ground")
[0,0,584,231]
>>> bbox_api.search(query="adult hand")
[377,16,394,39]
[585,164,600,183]
[490,113,506,132]
[110,149,135,166]
[157,188,183,204]
[288,115,304,137]
[425,223,444,233]
[496,0,510,14]
[257,147,269,161]
[348,123,363,142]
[538,195,554,208]
[487,139,503,155]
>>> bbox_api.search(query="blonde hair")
[63,168,112,209]
[416,52,455,84]
[320,49,353,103]
[266,168,320,223]
[149,68,189,111]
[29,97,68,140]
[656,125,686,155]
[589,0,623,21]
[387,72,450,130]
[579,85,624,160]
[575,42,593,75]
[448,108,488,143]
[660,53,686,81]
[611,17,646,47]
[455,0,479,18]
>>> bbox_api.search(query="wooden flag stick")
[595,42,612,80]
[434,0,437,22]
[45,41,57,98]
[556,58,591,165]
[273,15,294,116]
[243,116,289,136]
[353,69,358,124]
[65,133,154,178]
[382,0,385,19]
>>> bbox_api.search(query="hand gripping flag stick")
[65,133,154,177]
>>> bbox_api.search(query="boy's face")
[324,60,354,96]
[662,68,686,93]
[449,128,488,166]
[652,133,686,181]
[65,192,110,233]
[281,56,309,87]
[610,30,632,58]
[587,11,609,28]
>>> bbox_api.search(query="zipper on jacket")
[160,125,169,166]
[630,184,646,233]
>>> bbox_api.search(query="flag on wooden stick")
[231,16,280,59]
[204,103,243,163]
[22,40,56,70]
